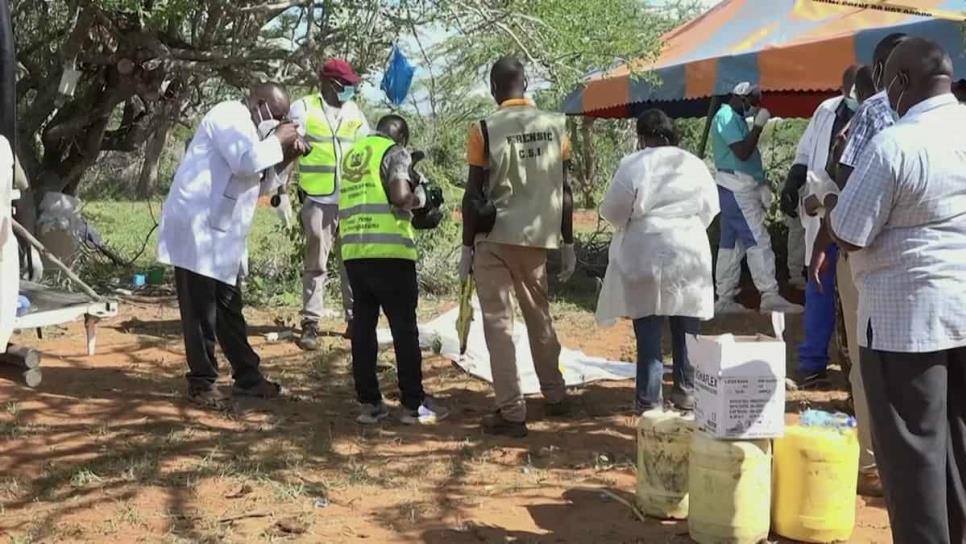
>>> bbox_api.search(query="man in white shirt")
[158,84,306,408]
[830,38,966,543]
[288,59,370,351]
[782,65,857,389]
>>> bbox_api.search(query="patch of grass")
[70,468,104,488]
[0,476,23,499]
[119,452,160,483]
[267,478,306,502]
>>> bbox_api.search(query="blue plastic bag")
[381,45,415,107]
[16,295,30,317]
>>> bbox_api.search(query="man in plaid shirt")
[810,32,908,499]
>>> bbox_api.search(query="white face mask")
[336,85,356,103]
[255,102,280,140]
[844,84,859,111]
[887,73,906,120]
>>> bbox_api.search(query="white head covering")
[732,82,755,96]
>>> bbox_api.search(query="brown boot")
[857,469,884,498]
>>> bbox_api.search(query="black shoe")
[482,412,528,438]
[788,370,831,390]
[299,322,321,351]
[669,388,695,412]
[232,379,284,399]
[187,387,230,410]
[545,398,576,418]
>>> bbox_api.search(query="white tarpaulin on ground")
[405,299,635,395]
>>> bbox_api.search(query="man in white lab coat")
[782,65,859,390]
[158,83,306,407]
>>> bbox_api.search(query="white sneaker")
[400,398,450,425]
[715,298,752,316]
[760,293,804,314]
[356,402,390,425]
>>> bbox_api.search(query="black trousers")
[174,267,263,391]
[861,346,966,544]
[344,259,425,410]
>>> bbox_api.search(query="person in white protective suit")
[596,110,719,412]
[710,82,802,315]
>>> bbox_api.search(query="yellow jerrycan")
[772,416,860,543]
[689,431,772,544]
[636,409,696,519]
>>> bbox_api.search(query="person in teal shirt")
[711,82,802,316]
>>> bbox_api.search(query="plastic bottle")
[689,431,772,544]
[799,409,856,430]
[636,409,696,519]
[772,414,860,543]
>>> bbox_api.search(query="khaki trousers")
[474,242,566,423]
[838,256,876,471]
[301,201,353,324]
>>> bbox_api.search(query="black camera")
[412,181,445,230]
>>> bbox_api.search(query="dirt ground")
[0,294,892,543]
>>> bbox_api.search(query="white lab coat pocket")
[209,178,248,232]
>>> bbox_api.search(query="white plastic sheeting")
[412,299,636,395]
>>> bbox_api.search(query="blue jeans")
[633,315,699,410]
[797,244,839,375]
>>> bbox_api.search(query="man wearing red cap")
[288,59,370,351]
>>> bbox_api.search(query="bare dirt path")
[0,297,891,543]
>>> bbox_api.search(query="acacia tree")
[13,0,436,199]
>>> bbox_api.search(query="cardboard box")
[687,315,786,439]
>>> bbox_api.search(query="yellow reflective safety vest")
[339,135,417,261]
[298,96,365,197]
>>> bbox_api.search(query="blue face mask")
[337,85,356,103]
[844,97,859,111]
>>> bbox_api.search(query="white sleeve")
[209,108,284,178]
[355,105,371,137]
[288,99,308,138]
[794,112,819,166]
[692,157,720,228]
[599,158,636,227]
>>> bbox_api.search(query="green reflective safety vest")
[298,96,365,197]
[339,135,417,262]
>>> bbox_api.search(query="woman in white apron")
[596,110,719,412]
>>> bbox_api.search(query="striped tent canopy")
[563,0,966,119]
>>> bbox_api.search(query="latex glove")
[779,186,799,218]
[458,245,474,281]
[413,185,427,209]
[753,107,771,128]
[558,243,577,282]
[758,185,775,208]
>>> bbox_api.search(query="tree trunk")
[135,113,174,199]
[579,116,596,209]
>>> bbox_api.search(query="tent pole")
[697,96,719,159]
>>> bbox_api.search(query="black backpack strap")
[479,119,490,163]
[478,119,491,199]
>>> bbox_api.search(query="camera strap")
[479,119,492,198]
